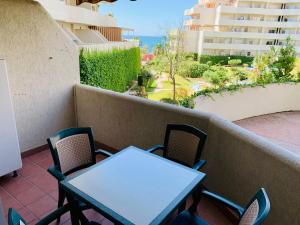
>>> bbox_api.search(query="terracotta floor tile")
[0,187,11,200]
[15,186,46,206]
[48,190,58,201]
[25,150,50,164]
[26,195,57,218]
[1,177,34,196]
[101,218,114,225]
[197,198,232,225]
[2,196,23,215]
[35,157,53,170]
[28,218,39,225]
[18,163,45,178]
[61,219,72,225]
[235,111,300,155]
[58,211,71,224]
[17,207,37,223]
[84,209,105,223]
[27,172,57,193]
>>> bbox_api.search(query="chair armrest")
[95,149,114,157]
[200,190,244,217]
[48,166,66,182]
[36,202,73,225]
[192,160,206,171]
[147,145,165,153]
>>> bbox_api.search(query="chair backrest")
[163,124,207,167]
[8,208,27,225]
[239,188,270,225]
[47,127,96,175]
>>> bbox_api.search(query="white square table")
[61,146,206,225]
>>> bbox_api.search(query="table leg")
[67,196,81,225]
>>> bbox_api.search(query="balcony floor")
[235,111,300,155]
[0,148,232,225]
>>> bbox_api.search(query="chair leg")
[57,188,66,223]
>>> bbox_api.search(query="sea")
[123,35,165,53]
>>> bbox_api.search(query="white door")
[0,59,22,176]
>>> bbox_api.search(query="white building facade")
[38,0,138,50]
[183,0,300,56]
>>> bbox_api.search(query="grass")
[146,57,300,102]
[148,91,173,101]
[292,58,300,77]
[147,74,195,101]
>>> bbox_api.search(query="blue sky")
[99,0,197,36]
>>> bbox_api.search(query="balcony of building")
[38,0,117,27]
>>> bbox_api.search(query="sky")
[99,0,197,36]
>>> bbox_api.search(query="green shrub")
[189,64,210,78]
[199,55,254,65]
[138,68,155,88]
[178,98,195,109]
[178,61,197,77]
[230,67,250,81]
[228,59,242,66]
[203,66,229,87]
[179,62,210,78]
[80,47,141,92]
[160,98,178,105]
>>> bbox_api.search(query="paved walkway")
[235,111,300,155]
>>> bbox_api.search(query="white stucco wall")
[194,83,300,121]
[183,30,199,53]
[73,29,107,44]
[0,0,79,152]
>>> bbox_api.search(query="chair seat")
[171,210,209,225]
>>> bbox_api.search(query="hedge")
[80,47,141,92]
[199,55,254,65]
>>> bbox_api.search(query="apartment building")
[38,0,137,49]
[183,0,300,56]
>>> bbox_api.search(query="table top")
[61,146,206,225]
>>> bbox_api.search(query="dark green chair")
[148,124,207,170]
[47,127,113,222]
[8,202,98,225]
[8,204,70,225]
[171,188,270,225]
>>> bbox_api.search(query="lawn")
[292,58,300,77]
[146,56,300,103]
[147,74,207,101]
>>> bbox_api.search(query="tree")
[273,36,296,80]
[153,43,164,56]
[253,46,278,83]
[164,27,185,101]
[148,56,167,76]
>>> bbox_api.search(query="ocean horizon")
[123,35,165,53]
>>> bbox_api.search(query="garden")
[78,38,300,109]
[138,37,300,108]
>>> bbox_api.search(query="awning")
[76,0,117,5]
[76,0,136,5]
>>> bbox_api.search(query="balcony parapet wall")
[75,84,300,225]
[194,83,300,121]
